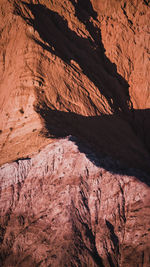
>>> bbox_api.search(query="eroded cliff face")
[93,0,150,109]
[0,0,150,169]
[0,0,150,266]
[0,138,150,267]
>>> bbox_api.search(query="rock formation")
[0,0,150,266]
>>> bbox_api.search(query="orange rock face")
[0,0,150,266]
[92,0,150,110]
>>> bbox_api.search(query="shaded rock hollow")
[0,0,150,266]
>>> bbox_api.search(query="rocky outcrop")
[0,137,150,266]
[92,0,150,109]
[0,0,150,266]
[0,0,150,169]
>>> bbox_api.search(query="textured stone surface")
[92,0,150,109]
[0,0,150,266]
[0,137,150,266]
[0,0,150,169]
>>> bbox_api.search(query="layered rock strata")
[0,0,150,170]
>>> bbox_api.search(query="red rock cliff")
[0,0,150,266]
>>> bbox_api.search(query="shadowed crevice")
[14,0,133,114]
[13,1,150,184]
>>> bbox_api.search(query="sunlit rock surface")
[0,0,150,266]
[0,0,150,168]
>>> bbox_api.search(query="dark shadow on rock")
[35,102,150,186]
[71,198,105,267]
[70,0,103,48]
[106,220,119,266]
[14,0,132,114]
[13,1,150,184]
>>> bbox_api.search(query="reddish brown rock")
[0,0,150,170]
[0,0,150,266]
[0,0,150,167]
[93,0,150,110]
[0,138,150,266]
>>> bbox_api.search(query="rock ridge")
[0,0,150,266]
[0,137,150,266]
